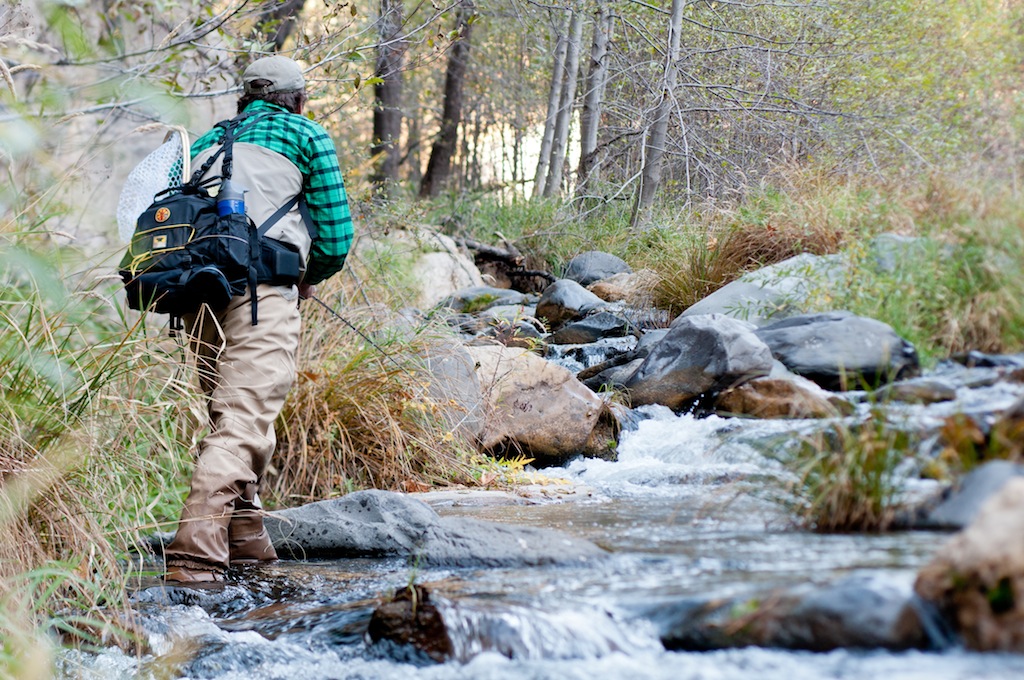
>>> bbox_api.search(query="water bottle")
[216,178,246,217]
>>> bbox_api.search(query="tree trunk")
[371,0,407,197]
[419,0,475,198]
[632,0,684,226]
[257,0,307,52]
[575,1,612,199]
[542,7,585,198]
[531,14,570,199]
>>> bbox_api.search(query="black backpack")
[119,111,311,327]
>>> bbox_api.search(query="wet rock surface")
[624,314,774,410]
[265,490,607,567]
[651,572,930,652]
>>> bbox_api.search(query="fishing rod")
[308,294,417,378]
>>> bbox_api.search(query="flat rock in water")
[650,572,929,652]
[439,286,531,313]
[265,490,605,568]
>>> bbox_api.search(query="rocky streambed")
[62,236,1024,678]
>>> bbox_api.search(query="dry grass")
[652,217,847,316]
[270,300,481,505]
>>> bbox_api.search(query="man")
[163,55,353,583]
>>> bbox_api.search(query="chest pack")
[119,111,312,327]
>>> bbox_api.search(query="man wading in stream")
[163,55,353,584]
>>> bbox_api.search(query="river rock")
[420,336,485,442]
[383,228,484,309]
[563,250,632,286]
[873,377,958,405]
[680,252,845,326]
[548,312,637,345]
[466,344,619,465]
[715,374,845,419]
[587,270,655,304]
[919,460,1024,530]
[266,490,606,567]
[438,286,531,313]
[535,279,606,330]
[755,311,919,391]
[653,572,928,652]
[623,314,774,410]
[915,477,1024,651]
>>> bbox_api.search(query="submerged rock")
[755,311,919,391]
[915,477,1024,651]
[651,572,929,652]
[874,377,958,405]
[266,490,606,567]
[624,314,773,410]
[438,286,531,313]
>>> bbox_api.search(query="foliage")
[786,409,910,532]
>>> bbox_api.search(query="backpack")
[118,111,312,327]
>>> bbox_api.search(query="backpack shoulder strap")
[257,195,318,241]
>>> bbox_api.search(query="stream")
[61,359,1024,679]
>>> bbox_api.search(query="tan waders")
[163,284,300,581]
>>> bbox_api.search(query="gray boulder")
[548,312,637,345]
[681,253,845,326]
[756,311,919,391]
[563,251,632,286]
[266,490,605,568]
[535,279,606,330]
[623,314,774,410]
[652,572,929,652]
[920,460,1024,530]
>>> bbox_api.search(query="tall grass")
[272,298,481,504]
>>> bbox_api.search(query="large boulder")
[915,477,1024,651]
[266,490,606,568]
[378,228,485,309]
[623,314,774,410]
[681,253,845,326]
[466,344,618,465]
[755,311,919,391]
[563,250,632,286]
[535,279,606,330]
[420,336,485,442]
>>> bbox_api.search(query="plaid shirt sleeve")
[300,125,353,285]
[189,102,354,286]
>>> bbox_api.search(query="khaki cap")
[242,56,306,94]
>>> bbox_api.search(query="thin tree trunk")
[576,1,612,199]
[532,14,570,199]
[543,7,585,198]
[371,0,407,196]
[420,0,475,198]
[257,0,307,51]
[632,0,684,226]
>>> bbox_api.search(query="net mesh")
[116,132,188,243]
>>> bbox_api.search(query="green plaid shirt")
[190,100,353,285]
